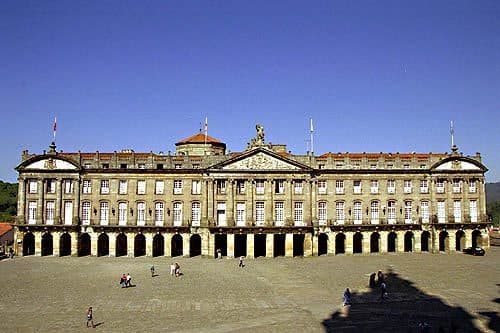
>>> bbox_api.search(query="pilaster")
[108,232,117,257]
[127,232,134,257]
[266,234,274,257]
[227,234,235,258]
[327,232,336,255]
[246,233,254,258]
[90,232,98,256]
[182,233,190,257]
[145,233,153,256]
[285,233,293,257]
[52,232,60,256]
[345,232,353,255]
[304,233,313,256]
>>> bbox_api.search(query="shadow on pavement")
[322,268,488,332]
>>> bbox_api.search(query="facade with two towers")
[14,125,490,258]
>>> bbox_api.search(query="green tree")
[0,181,17,222]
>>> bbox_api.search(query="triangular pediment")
[215,149,310,171]
[17,155,80,171]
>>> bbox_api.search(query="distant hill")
[486,182,500,204]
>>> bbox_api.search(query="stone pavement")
[0,248,498,332]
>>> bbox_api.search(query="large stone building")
[14,125,490,258]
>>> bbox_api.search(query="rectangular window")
[175,164,182,169]
[335,202,345,224]
[102,163,109,169]
[387,179,395,194]
[387,201,396,224]
[353,180,362,194]
[370,164,377,170]
[275,180,285,194]
[403,164,410,169]
[404,180,412,194]
[173,202,183,226]
[387,163,394,169]
[404,201,412,223]
[156,164,164,170]
[255,201,265,226]
[469,180,476,193]
[421,201,429,223]
[100,180,109,194]
[294,202,303,226]
[83,162,92,169]
[453,200,461,223]
[236,203,246,226]
[28,180,38,194]
[191,202,201,226]
[155,202,164,226]
[82,202,91,225]
[469,200,477,223]
[370,180,379,194]
[137,202,146,226]
[45,201,55,225]
[192,180,202,195]
[83,180,92,194]
[335,180,344,194]
[216,180,226,194]
[318,202,327,225]
[236,180,245,195]
[119,180,128,195]
[174,180,183,194]
[100,202,109,225]
[353,202,362,224]
[120,163,127,169]
[318,180,327,194]
[437,201,446,223]
[64,201,73,225]
[28,201,37,224]
[138,163,146,169]
[119,202,128,226]
[436,179,445,193]
[137,180,146,195]
[274,201,284,226]
[420,180,429,193]
[453,179,461,193]
[217,202,226,226]
[155,180,164,195]
[371,201,379,224]
[64,180,73,194]
[294,181,303,194]
[46,179,56,194]
[255,180,265,195]
[335,160,344,168]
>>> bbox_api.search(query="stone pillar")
[266,180,273,226]
[182,233,190,257]
[108,232,117,257]
[304,233,313,257]
[465,230,473,248]
[37,179,45,223]
[127,232,135,257]
[227,180,234,226]
[246,233,254,258]
[74,179,80,225]
[345,232,353,255]
[55,178,62,225]
[312,234,318,256]
[397,231,405,253]
[71,231,79,256]
[164,233,172,257]
[90,232,98,256]
[17,178,26,223]
[431,229,440,253]
[327,232,336,255]
[246,180,254,226]
[310,180,317,225]
[380,231,388,253]
[53,232,60,256]
[34,231,42,256]
[145,233,153,256]
[266,234,274,258]
[201,231,210,257]
[449,230,456,252]
[285,233,293,257]
[227,233,234,258]
[362,231,371,254]
[414,232,421,252]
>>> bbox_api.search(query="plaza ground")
[0,248,498,332]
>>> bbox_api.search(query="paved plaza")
[0,248,499,333]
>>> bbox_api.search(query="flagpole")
[204,117,208,155]
[53,117,57,143]
[310,118,314,156]
[450,120,454,148]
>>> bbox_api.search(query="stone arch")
[97,233,109,257]
[471,230,482,248]
[153,234,165,257]
[189,234,201,257]
[273,234,285,257]
[439,231,449,252]
[254,234,266,258]
[234,234,247,258]
[388,232,397,253]
[404,231,414,252]
[370,232,380,253]
[41,233,53,256]
[421,231,431,252]
[78,233,91,256]
[23,233,35,256]
[318,233,328,256]
[134,234,146,257]
[335,233,345,255]
[171,234,183,257]
[59,233,71,257]
[353,232,363,254]
[455,230,466,251]
[116,233,128,257]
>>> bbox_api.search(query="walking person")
[126,273,132,287]
[86,306,95,328]
[380,281,388,300]
[238,256,245,267]
[150,265,155,277]
[343,288,352,306]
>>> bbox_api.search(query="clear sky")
[1,1,499,183]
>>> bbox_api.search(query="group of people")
[343,270,388,306]
[119,273,132,288]
[170,262,182,277]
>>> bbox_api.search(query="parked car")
[463,247,485,256]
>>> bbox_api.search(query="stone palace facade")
[14,125,490,258]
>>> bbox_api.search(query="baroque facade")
[14,125,490,258]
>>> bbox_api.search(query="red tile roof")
[176,133,223,145]
[318,152,446,159]
[0,223,13,237]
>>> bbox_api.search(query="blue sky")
[1,1,499,183]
